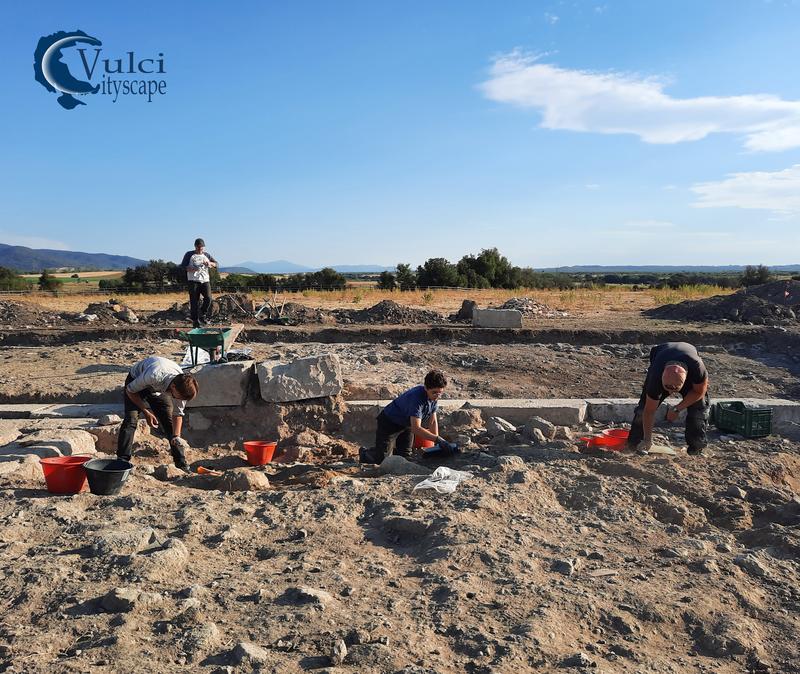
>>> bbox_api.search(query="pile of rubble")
[268,302,331,325]
[0,300,68,328]
[646,280,800,325]
[148,293,256,324]
[207,293,256,320]
[75,299,139,324]
[496,297,569,318]
[334,300,444,325]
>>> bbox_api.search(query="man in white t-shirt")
[180,238,218,328]
[116,356,199,470]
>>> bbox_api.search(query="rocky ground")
[0,412,798,674]
[0,292,798,673]
[0,338,798,405]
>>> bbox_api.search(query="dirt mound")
[146,302,186,324]
[335,300,443,325]
[75,299,139,324]
[0,300,71,328]
[646,283,799,325]
[206,293,256,320]
[275,302,330,325]
[496,297,568,318]
[745,279,800,304]
[148,293,256,324]
[255,301,332,325]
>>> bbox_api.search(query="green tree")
[395,263,416,291]
[124,260,184,290]
[98,278,123,290]
[377,271,396,290]
[0,267,28,291]
[38,269,61,291]
[313,267,347,290]
[250,273,278,290]
[741,264,771,287]
[456,248,519,288]
[416,258,460,288]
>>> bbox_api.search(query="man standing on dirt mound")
[180,238,218,328]
[359,370,459,464]
[117,356,199,471]
[627,342,709,456]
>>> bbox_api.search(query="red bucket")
[40,456,92,494]
[243,441,277,466]
[578,434,628,452]
[413,436,436,450]
[601,429,630,440]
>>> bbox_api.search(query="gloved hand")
[435,437,460,454]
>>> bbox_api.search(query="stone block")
[257,355,343,402]
[585,399,640,424]
[17,429,97,455]
[186,362,253,408]
[472,308,523,328]
[30,404,124,419]
[0,405,49,419]
[87,420,148,453]
[478,399,586,426]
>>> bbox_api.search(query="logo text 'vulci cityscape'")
[33,30,168,110]
[81,49,166,103]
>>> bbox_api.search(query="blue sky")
[2,0,800,268]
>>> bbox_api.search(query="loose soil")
[0,425,797,673]
[646,280,800,325]
[1,290,799,673]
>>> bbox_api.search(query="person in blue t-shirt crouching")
[359,370,458,464]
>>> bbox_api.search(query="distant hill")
[330,265,395,273]
[0,243,146,272]
[541,264,800,273]
[231,260,394,274]
[220,266,257,274]
[234,260,315,274]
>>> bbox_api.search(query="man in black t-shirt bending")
[626,342,710,456]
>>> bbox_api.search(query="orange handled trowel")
[196,466,223,477]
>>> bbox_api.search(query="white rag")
[413,467,472,494]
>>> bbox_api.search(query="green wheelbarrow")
[179,327,233,365]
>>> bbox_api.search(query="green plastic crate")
[713,401,772,438]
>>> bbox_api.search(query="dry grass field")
[7,284,734,316]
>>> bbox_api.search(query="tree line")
[0,260,792,294]
[376,249,575,290]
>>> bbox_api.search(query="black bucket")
[84,459,133,496]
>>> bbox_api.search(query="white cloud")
[691,164,800,213]
[585,183,600,190]
[0,232,70,250]
[544,12,559,24]
[480,52,800,151]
